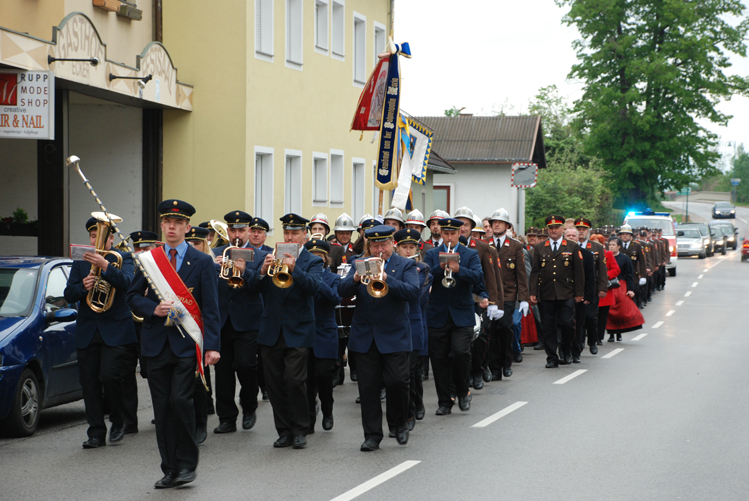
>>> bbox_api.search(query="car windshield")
[625,218,674,236]
[720,227,733,236]
[716,202,733,208]
[0,268,39,317]
[680,223,708,236]
[677,229,701,238]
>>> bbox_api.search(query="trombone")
[219,238,245,289]
[441,243,458,288]
[360,253,388,298]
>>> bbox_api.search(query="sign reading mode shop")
[0,71,55,140]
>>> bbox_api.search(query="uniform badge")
[541,261,546,268]
[565,260,570,266]
[509,263,515,270]
[632,256,637,261]
[578,251,582,259]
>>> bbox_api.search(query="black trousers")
[598,306,610,342]
[488,301,515,374]
[532,305,544,345]
[77,331,127,440]
[215,322,259,424]
[540,299,576,363]
[470,321,490,378]
[307,355,336,429]
[429,316,472,408]
[194,369,209,427]
[121,342,139,430]
[145,342,198,474]
[409,351,424,418]
[573,299,599,356]
[261,334,309,437]
[356,342,409,442]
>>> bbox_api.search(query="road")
[663,199,749,238]
[2,248,749,500]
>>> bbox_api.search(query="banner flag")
[350,57,390,132]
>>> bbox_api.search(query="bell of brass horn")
[209,219,230,249]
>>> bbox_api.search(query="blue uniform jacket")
[64,251,137,349]
[127,245,221,358]
[338,253,420,354]
[409,261,432,352]
[254,248,323,348]
[214,245,268,331]
[313,268,342,359]
[424,243,485,329]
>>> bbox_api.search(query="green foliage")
[12,207,28,224]
[732,144,749,203]
[444,106,463,117]
[557,0,749,207]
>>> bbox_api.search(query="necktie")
[553,242,558,253]
[169,248,178,270]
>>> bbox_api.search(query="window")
[45,267,70,312]
[331,0,345,59]
[285,150,302,214]
[313,153,328,205]
[433,184,452,214]
[330,150,344,205]
[353,13,366,84]
[255,0,274,61]
[286,0,303,69]
[374,22,386,64]
[315,0,329,53]
[352,158,365,222]
[255,147,274,223]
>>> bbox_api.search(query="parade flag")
[350,57,390,131]
[402,116,433,185]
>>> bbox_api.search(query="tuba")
[441,243,458,288]
[219,239,245,289]
[360,254,388,298]
[209,219,230,249]
[87,212,124,313]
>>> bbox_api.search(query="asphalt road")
[2,248,749,500]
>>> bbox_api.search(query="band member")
[573,218,608,357]
[128,200,220,489]
[198,221,216,246]
[488,208,527,379]
[529,215,584,368]
[383,208,405,231]
[339,225,420,451]
[212,211,267,435]
[425,218,487,415]
[426,210,449,247]
[64,216,137,449]
[257,214,323,449]
[405,209,435,258]
[245,217,273,253]
[352,214,374,255]
[304,238,341,433]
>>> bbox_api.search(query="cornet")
[360,253,389,298]
[441,243,458,288]
[220,238,245,289]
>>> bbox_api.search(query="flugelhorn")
[268,243,297,289]
[441,243,457,288]
[220,238,244,289]
[360,253,388,298]
[87,212,124,312]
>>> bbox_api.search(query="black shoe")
[262,390,270,401]
[273,435,292,448]
[590,345,598,355]
[350,370,358,382]
[213,422,237,434]
[558,357,569,365]
[82,437,105,449]
[355,396,361,404]
[207,402,215,415]
[608,335,615,342]
[195,424,207,444]
[491,372,502,381]
[242,412,257,430]
[534,343,545,350]
[513,353,523,363]
[406,417,415,431]
[292,435,306,449]
[308,426,315,435]
[458,393,472,412]
[389,430,396,438]
[322,415,334,431]
[572,356,581,364]
[173,469,196,486]
[503,368,513,378]
[360,439,379,452]
[617,334,622,341]
[151,418,156,425]
[473,376,484,390]
[564,355,573,365]
[123,425,138,435]
[435,406,452,416]
[109,426,124,443]
[415,404,425,421]
[545,361,559,368]
[380,388,386,400]
[396,427,409,445]
[482,367,492,382]
[154,473,176,489]
[597,341,603,346]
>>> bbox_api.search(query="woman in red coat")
[605,237,645,341]
[590,234,619,345]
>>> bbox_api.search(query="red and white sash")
[139,247,205,378]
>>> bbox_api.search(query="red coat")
[598,250,620,308]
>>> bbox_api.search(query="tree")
[557,0,749,208]
[732,144,749,203]
[444,106,464,117]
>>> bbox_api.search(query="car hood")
[0,316,28,344]
[677,238,702,244]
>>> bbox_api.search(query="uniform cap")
[365,225,396,241]
[545,214,565,227]
[185,227,210,242]
[250,217,270,232]
[438,218,464,231]
[158,199,196,220]
[280,213,309,230]
[394,228,421,245]
[358,213,374,229]
[224,210,252,228]
[574,217,592,229]
[304,238,331,255]
[130,230,159,247]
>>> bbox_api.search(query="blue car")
[0,257,82,436]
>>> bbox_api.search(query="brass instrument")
[209,219,230,249]
[360,253,389,298]
[219,238,245,289]
[441,243,457,288]
[87,212,124,313]
[268,243,298,289]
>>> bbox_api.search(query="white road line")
[602,348,624,359]
[553,369,587,385]
[471,401,528,428]
[676,301,684,306]
[331,461,421,501]
[703,269,709,273]
[653,321,664,329]
[685,291,692,297]
[698,274,704,279]
[691,282,698,287]
[666,310,675,317]
[632,333,648,341]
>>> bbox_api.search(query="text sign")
[731,178,741,186]
[511,163,538,188]
[0,71,55,140]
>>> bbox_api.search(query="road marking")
[653,321,664,329]
[698,274,704,279]
[666,310,675,317]
[471,401,528,428]
[553,369,587,385]
[685,291,692,297]
[691,282,698,287]
[632,333,648,341]
[602,348,624,359]
[703,269,709,273]
[331,461,421,501]
[676,301,684,306]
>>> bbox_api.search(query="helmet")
[489,208,512,225]
[309,213,330,233]
[358,213,374,229]
[427,209,450,223]
[333,213,355,232]
[453,206,474,220]
[619,224,633,234]
[383,207,404,224]
[406,209,426,227]
[472,215,485,233]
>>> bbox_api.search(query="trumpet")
[360,253,389,298]
[209,219,230,249]
[268,244,296,289]
[441,243,457,288]
[220,238,244,289]
[87,212,124,312]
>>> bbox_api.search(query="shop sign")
[0,71,55,140]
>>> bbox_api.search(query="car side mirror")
[46,308,78,323]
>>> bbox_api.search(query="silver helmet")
[453,206,474,220]
[358,213,374,229]
[383,207,405,224]
[427,209,450,223]
[309,213,330,234]
[489,208,512,225]
[619,224,633,234]
[333,213,355,232]
[406,209,427,227]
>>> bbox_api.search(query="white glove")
[519,301,529,317]
[639,278,647,286]
[487,304,500,321]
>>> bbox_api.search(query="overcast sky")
[396,0,749,170]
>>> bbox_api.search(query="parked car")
[623,211,678,276]
[712,201,736,219]
[710,228,727,255]
[677,228,706,258]
[742,231,749,262]
[0,257,81,437]
[709,221,739,250]
[679,222,715,257]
